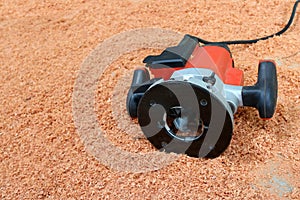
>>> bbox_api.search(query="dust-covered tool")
[126,0,299,158]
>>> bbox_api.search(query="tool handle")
[242,61,278,119]
[131,67,150,85]
[126,68,150,118]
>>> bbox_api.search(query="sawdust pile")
[0,0,299,199]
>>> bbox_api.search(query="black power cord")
[191,0,299,45]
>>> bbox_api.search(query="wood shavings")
[0,0,299,199]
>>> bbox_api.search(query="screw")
[200,99,208,106]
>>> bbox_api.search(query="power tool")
[126,1,299,158]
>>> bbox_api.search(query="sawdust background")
[0,0,300,199]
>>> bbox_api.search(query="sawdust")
[0,0,299,199]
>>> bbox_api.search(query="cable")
[191,0,299,45]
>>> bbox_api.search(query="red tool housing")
[149,45,244,86]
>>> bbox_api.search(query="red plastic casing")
[149,45,244,86]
